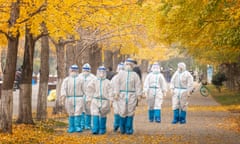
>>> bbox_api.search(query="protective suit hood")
[69,64,79,77]
[124,58,135,71]
[151,62,160,73]
[178,62,186,73]
[82,63,91,72]
[97,66,107,79]
[116,62,124,72]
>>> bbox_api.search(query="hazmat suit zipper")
[126,71,130,104]
[100,79,102,109]
[73,76,76,112]
[178,72,183,112]
[83,75,88,105]
[178,72,183,99]
[98,78,103,114]
[153,73,159,108]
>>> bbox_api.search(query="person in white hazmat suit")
[79,63,96,130]
[113,58,142,135]
[86,66,113,134]
[111,62,124,132]
[60,65,85,133]
[170,62,194,124]
[143,62,167,123]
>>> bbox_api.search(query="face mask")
[125,65,132,71]
[70,72,78,77]
[153,70,160,74]
[178,68,183,73]
[98,71,105,78]
[83,71,89,76]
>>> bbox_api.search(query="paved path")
[13,82,240,144]
[130,85,239,144]
[106,81,240,143]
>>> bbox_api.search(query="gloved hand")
[163,92,167,97]
[170,88,174,95]
[110,101,113,107]
[141,92,147,99]
[187,91,191,97]
[114,94,119,100]
[86,101,91,106]
[191,88,195,94]
[59,95,65,106]
[137,95,142,102]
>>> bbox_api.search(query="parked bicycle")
[192,81,210,97]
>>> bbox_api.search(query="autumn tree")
[16,1,47,124]
[47,1,148,113]
[0,0,20,133]
[140,0,240,90]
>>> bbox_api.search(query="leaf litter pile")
[0,120,187,144]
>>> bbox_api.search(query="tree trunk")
[53,41,66,114]
[66,43,75,72]
[36,23,49,121]
[79,41,90,67]
[232,63,240,91]
[224,63,240,91]
[1,38,19,132]
[77,42,100,74]
[236,60,240,91]
[104,50,113,69]
[202,65,208,83]
[0,1,20,133]
[112,50,119,71]
[16,26,34,124]
[140,59,149,73]
[112,49,124,71]
[89,44,101,74]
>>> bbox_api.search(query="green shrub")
[212,72,227,92]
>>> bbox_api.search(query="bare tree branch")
[49,36,57,46]
[64,39,76,45]
[34,32,49,42]
[49,36,76,48]
[17,3,47,24]
[0,29,10,39]
[0,9,9,13]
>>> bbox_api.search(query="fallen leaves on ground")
[4,100,240,143]
[0,108,190,144]
[217,115,240,133]
[188,105,240,112]
[0,121,189,144]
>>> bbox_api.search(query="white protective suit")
[86,68,113,117]
[79,72,96,114]
[61,70,84,116]
[113,67,142,117]
[111,63,124,114]
[143,64,167,110]
[170,62,194,111]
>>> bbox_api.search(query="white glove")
[187,91,191,97]
[137,95,142,102]
[141,94,146,99]
[110,101,113,107]
[191,88,195,94]
[170,88,174,95]
[142,92,147,99]
[114,94,119,100]
[163,92,167,97]
[59,95,65,106]
[86,101,91,106]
